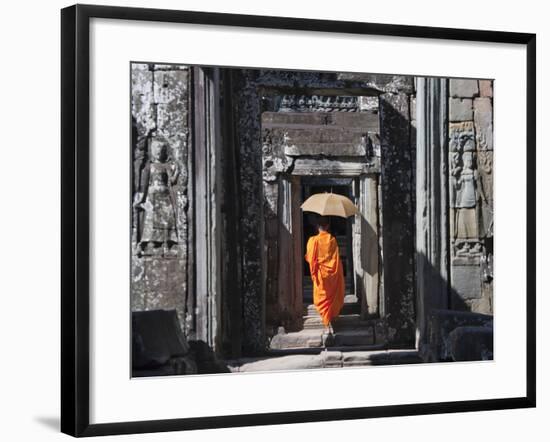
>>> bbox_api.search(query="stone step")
[227,349,422,372]
[303,313,367,329]
[305,301,360,317]
[267,343,386,356]
[269,326,374,350]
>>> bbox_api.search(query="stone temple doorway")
[261,95,386,350]
[301,178,356,306]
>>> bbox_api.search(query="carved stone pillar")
[193,67,222,351]
[415,77,450,347]
[357,175,380,317]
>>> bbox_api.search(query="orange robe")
[304,231,345,326]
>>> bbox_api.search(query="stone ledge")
[226,349,421,372]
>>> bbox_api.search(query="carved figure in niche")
[452,134,480,253]
[134,137,179,256]
[456,151,477,209]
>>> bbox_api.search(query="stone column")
[357,175,380,317]
[415,77,450,347]
[379,83,416,348]
[233,70,265,354]
[193,67,222,350]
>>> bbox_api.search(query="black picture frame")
[61,3,536,437]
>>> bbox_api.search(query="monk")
[304,216,345,335]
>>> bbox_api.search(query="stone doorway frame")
[261,124,383,336]
[226,72,418,354]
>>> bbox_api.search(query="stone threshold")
[225,349,421,373]
[267,343,387,355]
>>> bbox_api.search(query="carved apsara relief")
[134,137,179,257]
[449,122,482,256]
[449,119,493,255]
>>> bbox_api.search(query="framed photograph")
[61,4,536,437]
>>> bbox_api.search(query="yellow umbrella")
[300,192,359,218]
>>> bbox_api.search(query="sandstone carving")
[134,137,179,256]
[278,95,359,112]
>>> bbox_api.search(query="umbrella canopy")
[300,192,359,218]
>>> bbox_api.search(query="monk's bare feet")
[323,323,335,347]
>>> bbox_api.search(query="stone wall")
[128,65,493,358]
[448,79,493,314]
[130,63,192,334]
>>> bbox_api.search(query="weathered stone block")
[449,98,473,122]
[269,329,323,349]
[479,80,493,97]
[449,326,493,361]
[262,112,327,126]
[335,73,414,94]
[427,309,493,361]
[474,98,493,150]
[359,96,379,112]
[449,121,475,152]
[333,328,374,346]
[262,111,379,132]
[131,63,156,133]
[153,69,189,104]
[284,126,363,145]
[455,207,478,239]
[132,309,198,376]
[156,103,188,140]
[154,64,189,71]
[450,79,479,98]
[452,263,482,301]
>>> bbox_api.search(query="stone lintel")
[292,158,379,176]
[262,111,378,129]
[284,143,366,157]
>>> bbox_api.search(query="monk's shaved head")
[316,216,330,230]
